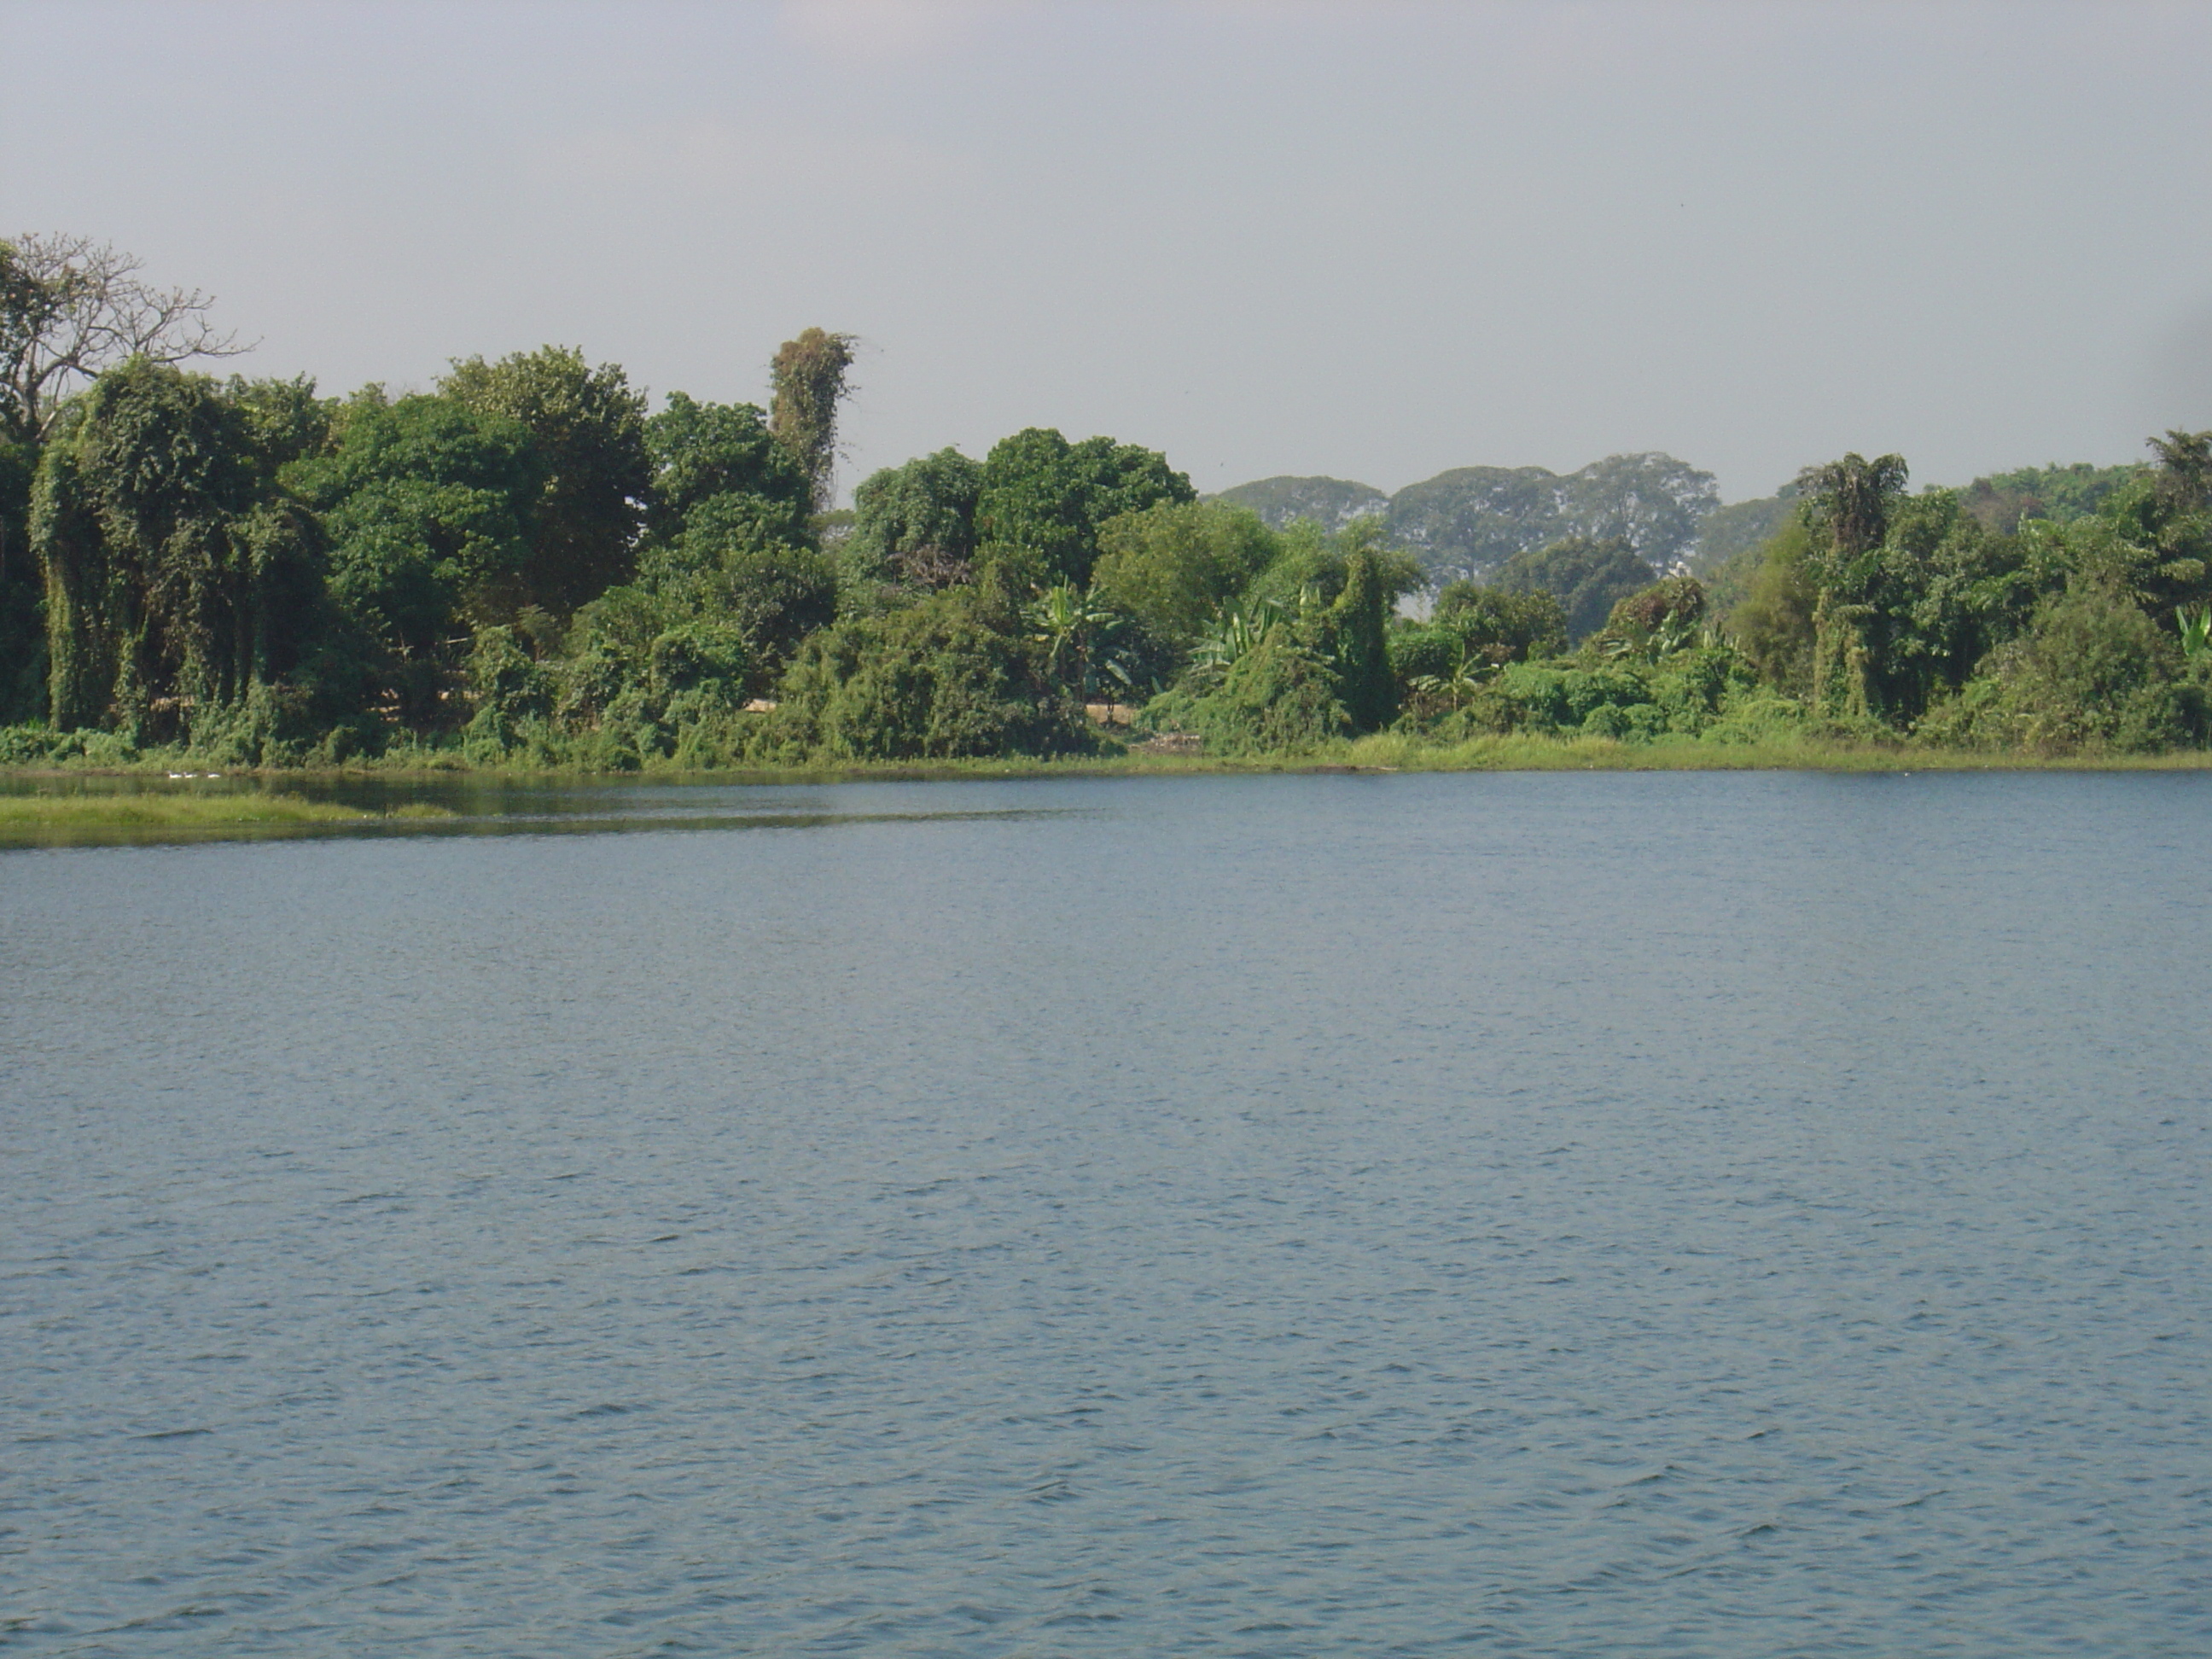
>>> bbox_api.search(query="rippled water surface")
[3,771,2208,1656]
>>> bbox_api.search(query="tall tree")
[1381,452,1717,585]
[848,447,985,591]
[439,346,649,617]
[1798,452,1908,560]
[767,328,857,516]
[645,391,810,543]
[2148,429,2212,518]
[1555,452,1720,565]
[1327,540,1398,731]
[1212,475,1388,533]
[286,391,544,709]
[975,428,1195,587]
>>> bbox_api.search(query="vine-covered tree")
[0,429,38,720]
[1796,452,1908,718]
[767,328,857,516]
[32,360,323,737]
[1326,536,1399,731]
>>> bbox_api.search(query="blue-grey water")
[3,771,2207,1656]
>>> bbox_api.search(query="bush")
[760,587,1103,761]
[188,683,358,767]
[1092,500,1278,647]
[1388,625,1465,686]
[1429,582,1568,661]
[1143,632,1350,754]
[1915,589,2202,752]
[0,724,72,765]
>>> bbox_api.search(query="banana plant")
[1024,583,1126,697]
[2177,602,2212,662]
[1650,610,1701,659]
[1191,597,1284,678]
[1408,642,1493,715]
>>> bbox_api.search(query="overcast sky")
[4,0,2209,503]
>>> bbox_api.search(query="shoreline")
[8,734,2212,792]
[6,739,2207,847]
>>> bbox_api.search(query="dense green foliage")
[757,585,1098,761]
[1091,500,1278,647]
[1138,526,1423,752]
[437,346,651,617]
[5,237,2209,771]
[1494,535,1659,641]
[289,393,540,674]
[975,428,1195,587]
[646,390,810,541]
[1175,433,2212,760]
[32,359,336,748]
[843,446,983,601]
[1961,461,2143,534]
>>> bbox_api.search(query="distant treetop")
[1210,475,1388,533]
[1212,452,1720,586]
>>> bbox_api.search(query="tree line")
[1218,451,1726,582]
[4,234,2209,766]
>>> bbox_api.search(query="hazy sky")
[4,0,2209,503]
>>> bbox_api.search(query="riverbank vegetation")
[5,235,2210,777]
[0,789,446,830]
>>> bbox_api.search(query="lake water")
[3,771,2207,1656]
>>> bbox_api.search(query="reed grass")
[0,793,452,836]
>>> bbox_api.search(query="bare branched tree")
[0,232,251,443]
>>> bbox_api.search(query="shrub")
[1915,589,2202,752]
[761,587,1102,760]
[1143,632,1349,754]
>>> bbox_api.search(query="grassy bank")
[9,731,2212,790]
[5,735,2205,849]
[0,790,451,843]
[1334,732,2212,772]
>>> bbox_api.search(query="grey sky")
[4,0,2209,504]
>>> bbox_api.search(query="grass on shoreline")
[0,791,452,840]
[1333,731,2212,772]
[8,729,2212,793]
[4,734,2203,846]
